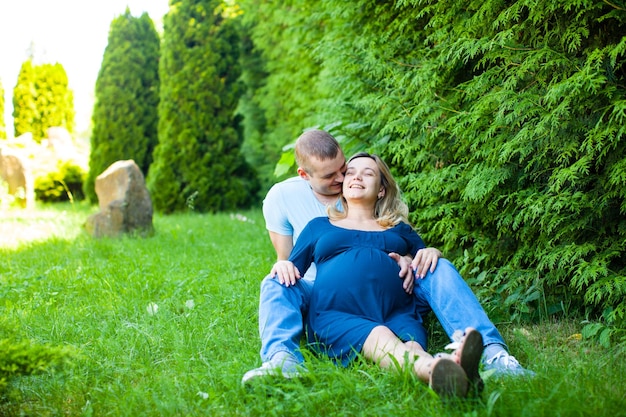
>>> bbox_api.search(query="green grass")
[1,203,624,416]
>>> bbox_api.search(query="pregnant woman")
[272,152,483,397]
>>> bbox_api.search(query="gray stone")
[0,148,32,208]
[85,160,154,238]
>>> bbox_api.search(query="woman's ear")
[378,187,385,199]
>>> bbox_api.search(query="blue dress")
[288,216,427,366]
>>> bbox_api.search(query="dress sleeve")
[287,218,321,274]
[398,222,426,256]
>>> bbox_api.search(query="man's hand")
[271,260,301,287]
[412,247,442,279]
[389,253,415,294]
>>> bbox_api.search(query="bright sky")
[0,0,170,138]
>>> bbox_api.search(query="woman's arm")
[271,219,319,286]
[390,223,442,293]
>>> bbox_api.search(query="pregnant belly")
[314,252,408,316]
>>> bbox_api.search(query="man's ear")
[297,167,310,180]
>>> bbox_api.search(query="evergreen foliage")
[11,61,74,142]
[0,338,74,395]
[85,9,161,203]
[236,1,332,191]
[12,60,37,139]
[147,0,258,213]
[236,18,271,193]
[34,63,74,141]
[0,79,6,139]
[238,0,626,336]
[34,160,86,203]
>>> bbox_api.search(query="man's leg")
[414,259,533,376]
[414,259,506,346]
[242,275,313,383]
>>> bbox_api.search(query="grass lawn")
[1,203,624,416]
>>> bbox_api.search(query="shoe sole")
[429,358,469,398]
[457,328,484,395]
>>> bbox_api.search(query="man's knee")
[260,273,279,290]
[435,258,457,273]
[431,258,461,279]
[261,274,291,297]
[420,258,466,291]
[260,274,309,307]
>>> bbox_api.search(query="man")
[242,129,531,383]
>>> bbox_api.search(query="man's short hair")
[295,130,342,174]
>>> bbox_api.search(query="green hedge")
[238,0,626,336]
[0,339,74,396]
[34,160,86,203]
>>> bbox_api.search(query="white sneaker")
[242,353,304,384]
[483,351,535,377]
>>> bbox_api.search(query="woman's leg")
[362,326,468,397]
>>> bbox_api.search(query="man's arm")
[268,231,293,261]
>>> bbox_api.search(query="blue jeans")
[257,259,506,363]
[413,259,506,349]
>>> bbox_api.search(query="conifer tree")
[12,60,74,142]
[34,63,74,141]
[12,60,37,139]
[147,0,258,213]
[0,79,6,139]
[85,9,160,202]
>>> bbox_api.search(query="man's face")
[299,152,346,197]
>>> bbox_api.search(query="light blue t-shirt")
[263,176,337,279]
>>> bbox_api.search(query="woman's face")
[342,157,383,202]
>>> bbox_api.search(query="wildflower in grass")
[146,302,159,315]
[230,213,254,223]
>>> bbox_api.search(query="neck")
[333,201,382,231]
[346,200,376,222]
[313,190,340,206]
[345,201,376,221]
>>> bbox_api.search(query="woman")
[272,152,483,397]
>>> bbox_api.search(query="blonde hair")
[329,152,409,228]
[294,129,342,175]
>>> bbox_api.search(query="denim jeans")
[413,259,506,349]
[257,258,506,363]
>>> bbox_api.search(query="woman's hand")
[270,260,301,287]
[412,247,442,279]
[389,253,415,294]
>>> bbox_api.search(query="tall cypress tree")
[12,60,74,142]
[0,79,6,139]
[147,0,258,213]
[85,9,160,202]
[12,60,37,139]
[34,63,75,141]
